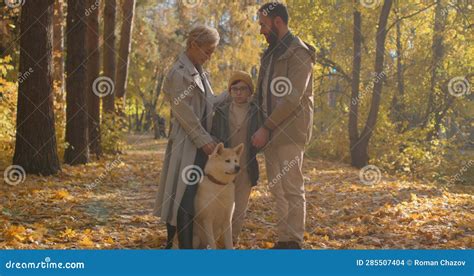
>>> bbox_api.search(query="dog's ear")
[212,143,225,156]
[233,143,244,157]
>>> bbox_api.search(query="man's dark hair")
[258,2,289,25]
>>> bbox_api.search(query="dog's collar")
[205,174,227,186]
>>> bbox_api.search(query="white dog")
[193,142,244,249]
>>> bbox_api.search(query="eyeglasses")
[230,86,250,93]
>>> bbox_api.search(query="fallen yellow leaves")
[5,225,26,242]
[3,224,48,245]
[0,135,472,249]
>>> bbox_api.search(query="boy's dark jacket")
[211,100,261,186]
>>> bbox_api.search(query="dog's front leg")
[223,222,233,249]
[203,220,217,249]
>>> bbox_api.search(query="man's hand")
[251,127,270,149]
[202,142,217,155]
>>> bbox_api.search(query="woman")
[153,26,224,249]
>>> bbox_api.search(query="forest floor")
[0,134,472,249]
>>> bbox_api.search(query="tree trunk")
[134,99,139,131]
[52,0,64,94]
[349,7,362,167]
[64,0,89,165]
[102,0,117,113]
[137,109,145,132]
[115,0,136,100]
[154,73,165,109]
[350,0,393,168]
[144,104,152,131]
[13,0,60,175]
[423,0,447,129]
[128,99,132,132]
[86,0,102,158]
[390,0,405,131]
[153,113,160,139]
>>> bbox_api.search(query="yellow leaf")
[105,237,114,244]
[410,213,421,220]
[79,236,94,247]
[53,189,71,200]
[261,242,274,248]
[60,228,76,239]
[5,225,27,242]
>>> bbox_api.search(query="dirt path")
[1,134,472,249]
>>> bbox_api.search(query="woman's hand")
[202,142,217,155]
[251,127,269,149]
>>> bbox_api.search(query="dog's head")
[205,143,244,183]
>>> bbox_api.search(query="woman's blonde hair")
[186,25,220,49]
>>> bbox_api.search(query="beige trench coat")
[153,52,226,226]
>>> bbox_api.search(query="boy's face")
[230,81,251,104]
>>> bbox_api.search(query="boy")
[211,71,261,245]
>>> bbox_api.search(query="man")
[251,2,315,249]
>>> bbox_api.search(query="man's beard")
[267,24,279,47]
